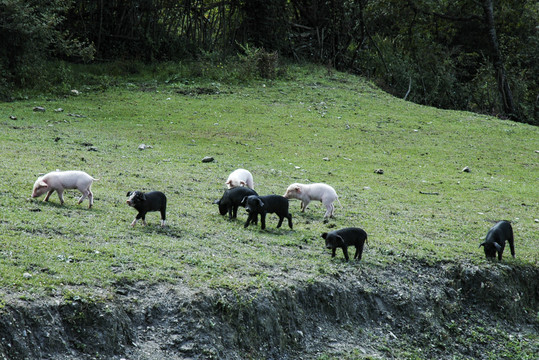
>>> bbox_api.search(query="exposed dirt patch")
[1,260,537,359]
[175,87,227,96]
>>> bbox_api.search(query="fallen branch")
[419,191,439,195]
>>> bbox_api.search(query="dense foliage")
[1,0,537,123]
[0,0,94,97]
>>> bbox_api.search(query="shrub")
[237,44,279,80]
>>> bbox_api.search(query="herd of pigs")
[31,168,516,262]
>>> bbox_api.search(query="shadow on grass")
[132,223,184,239]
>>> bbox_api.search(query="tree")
[0,0,94,98]
[481,0,517,119]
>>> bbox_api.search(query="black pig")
[242,195,293,230]
[126,191,167,227]
[321,227,368,261]
[480,220,515,261]
[213,187,258,219]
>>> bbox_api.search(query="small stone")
[23,272,32,279]
[462,166,471,173]
[202,156,214,163]
[54,108,64,112]
[71,89,80,96]
[323,157,330,161]
[138,144,147,150]
[9,115,17,120]
[180,342,195,352]
[88,146,98,152]
[33,106,45,112]
[374,169,384,174]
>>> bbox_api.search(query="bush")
[0,0,94,100]
[237,44,279,80]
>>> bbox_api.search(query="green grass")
[0,63,538,298]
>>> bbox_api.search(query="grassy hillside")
[0,64,537,300]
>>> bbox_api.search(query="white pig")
[31,170,98,208]
[283,183,339,218]
[225,168,254,189]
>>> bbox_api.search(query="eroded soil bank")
[1,260,538,359]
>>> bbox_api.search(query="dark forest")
[1,0,537,124]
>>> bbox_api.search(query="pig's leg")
[508,234,515,258]
[77,189,89,205]
[276,216,284,228]
[286,214,293,229]
[44,189,55,202]
[354,244,364,260]
[331,248,336,258]
[244,214,253,228]
[300,199,310,212]
[323,202,334,218]
[87,189,94,208]
[131,212,145,226]
[342,246,350,261]
[260,213,266,230]
[160,209,166,227]
[56,189,65,205]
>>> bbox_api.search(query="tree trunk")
[481,0,518,119]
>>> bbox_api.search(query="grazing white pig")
[31,170,98,208]
[284,183,339,219]
[225,168,254,189]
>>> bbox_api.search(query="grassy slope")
[0,65,537,300]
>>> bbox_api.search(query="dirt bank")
[1,260,538,359]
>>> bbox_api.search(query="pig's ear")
[213,199,220,205]
[494,243,502,251]
[38,181,48,188]
[321,232,328,239]
[126,191,132,197]
[240,181,246,187]
[257,198,264,207]
[241,196,248,206]
[141,193,147,201]
[295,186,301,193]
[336,235,345,246]
[479,242,485,248]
